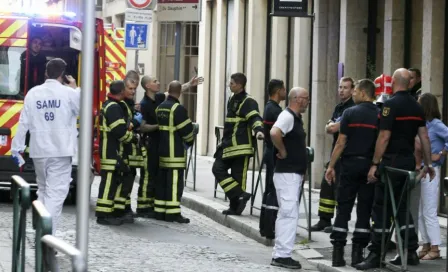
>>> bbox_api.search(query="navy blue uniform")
[367,91,425,254]
[330,102,379,250]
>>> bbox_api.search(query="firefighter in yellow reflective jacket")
[212,73,264,215]
[155,81,195,223]
[115,76,145,224]
[96,80,138,226]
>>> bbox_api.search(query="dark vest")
[275,108,308,175]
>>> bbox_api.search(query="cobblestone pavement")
[0,178,314,272]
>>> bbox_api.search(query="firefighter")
[155,80,196,223]
[212,72,264,215]
[260,79,286,239]
[355,68,435,270]
[11,58,80,235]
[95,80,137,226]
[311,77,355,232]
[114,74,143,223]
[324,79,379,267]
[139,75,203,219]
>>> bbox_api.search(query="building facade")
[195,0,448,216]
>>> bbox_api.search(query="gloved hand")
[134,112,143,125]
[11,151,25,167]
[192,123,199,135]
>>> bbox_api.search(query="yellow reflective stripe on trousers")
[99,172,113,205]
[320,199,337,205]
[172,170,178,205]
[154,207,166,212]
[166,201,180,206]
[242,156,249,191]
[224,182,239,192]
[318,206,335,213]
[96,206,114,213]
[97,199,113,205]
[219,177,233,186]
[165,208,181,214]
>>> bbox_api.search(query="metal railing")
[33,200,86,272]
[185,123,199,191]
[249,147,314,241]
[379,166,419,271]
[11,175,31,272]
[299,147,314,242]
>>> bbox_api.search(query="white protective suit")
[11,79,80,235]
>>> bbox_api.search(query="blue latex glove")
[134,112,143,124]
[11,152,25,167]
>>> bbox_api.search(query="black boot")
[332,245,346,267]
[354,252,380,270]
[351,244,364,267]
[310,218,331,232]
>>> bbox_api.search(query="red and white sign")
[157,0,200,22]
[128,0,152,9]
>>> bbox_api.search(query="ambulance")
[0,11,127,204]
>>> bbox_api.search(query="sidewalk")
[181,155,447,272]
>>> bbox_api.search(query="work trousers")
[260,146,278,239]
[419,166,442,245]
[33,157,72,235]
[114,168,135,216]
[154,168,185,221]
[317,161,340,220]
[212,148,250,208]
[96,170,120,218]
[272,172,303,258]
[137,146,155,213]
[330,157,375,247]
[368,155,419,254]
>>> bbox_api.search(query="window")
[0,46,25,99]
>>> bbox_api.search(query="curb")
[181,192,324,271]
[309,260,358,272]
[181,192,274,247]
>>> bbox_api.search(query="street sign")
[271,0,313,17]
[125,8,153,22]
[127,0,152,9]
[124,22,149,50]
[156,0,200,22]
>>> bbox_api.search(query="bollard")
[11,175,31,272]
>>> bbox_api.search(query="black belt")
[343,155,371,160]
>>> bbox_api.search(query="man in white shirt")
[11,58,80,235]
[270,87,310,270]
